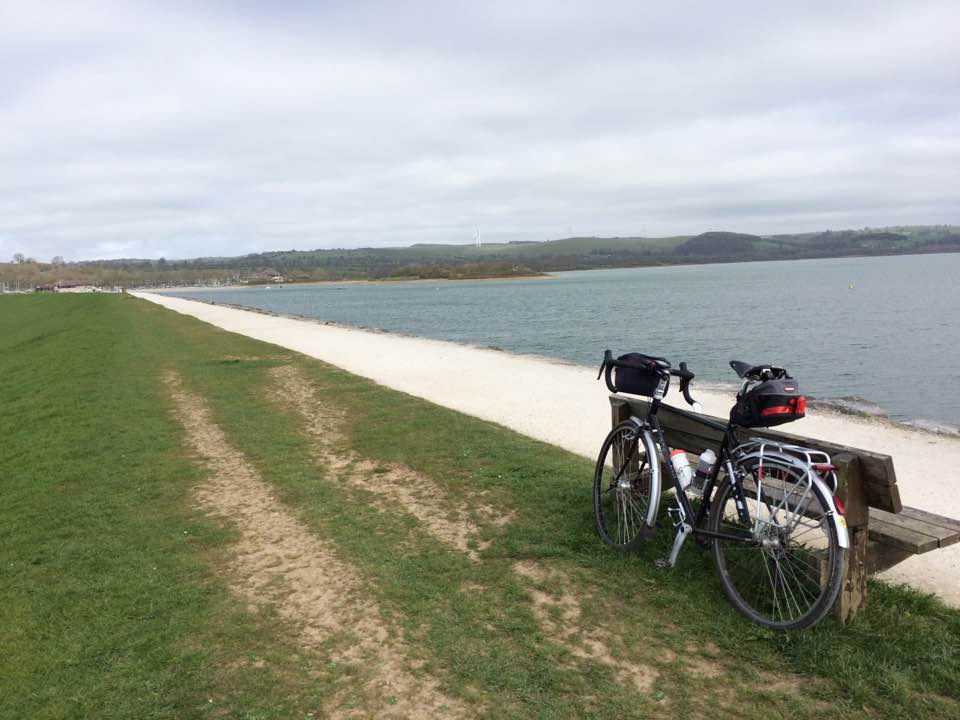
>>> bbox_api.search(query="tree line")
[3,225,957,291]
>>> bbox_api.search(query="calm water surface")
[167,254,960,430]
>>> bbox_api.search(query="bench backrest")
[610,396,901,514]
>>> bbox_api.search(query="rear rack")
[734,438,838,494]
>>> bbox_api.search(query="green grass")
[2,294,959,719]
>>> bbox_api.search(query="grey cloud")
[1,0,958,261]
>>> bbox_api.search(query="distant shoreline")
[148,272,553,292]
[120,246,960,293]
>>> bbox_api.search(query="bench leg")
[835,524,869,623]
[611,397,631,427]
[833,453,869,623]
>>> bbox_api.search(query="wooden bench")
[610,396,960,622]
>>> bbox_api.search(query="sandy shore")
[134,291,960,606]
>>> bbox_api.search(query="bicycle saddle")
[729,360,789,380]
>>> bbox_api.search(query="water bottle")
[670,449,694,490]
[691,449,717,495]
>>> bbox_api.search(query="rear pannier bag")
[729,379,807,428]
[613,352,669,397]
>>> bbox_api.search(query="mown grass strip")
[2,295,329,719]
[3,294,959,719]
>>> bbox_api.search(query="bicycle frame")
[621,384,848,567]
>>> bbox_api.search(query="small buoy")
[848,282,855,290]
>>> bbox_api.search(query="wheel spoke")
[710,460,843,629]
[594,425,654,552]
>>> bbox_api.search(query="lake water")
[165,253,960,431]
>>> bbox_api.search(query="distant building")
[57,284,100,293]
[246,269,285,283]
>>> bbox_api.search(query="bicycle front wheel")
[593,421,656,551]
[708,459,844,630]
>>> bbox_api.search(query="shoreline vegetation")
[1,224,957,290]
[3,292,960,718]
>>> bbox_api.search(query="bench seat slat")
[868,511,951,553]
[898,506,960,543]
[870,507,960,547]
[868,518,939,553]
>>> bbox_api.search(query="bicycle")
[593,350,849,630]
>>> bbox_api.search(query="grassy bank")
[1,294,958,719]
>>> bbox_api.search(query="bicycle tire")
[593,421,656,551]
[708,458,844,630]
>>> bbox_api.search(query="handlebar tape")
[597,349,613,380]
[597,350,618,392]
[669,362,694,381]
[604,364,617,394]
[671,362,696,405]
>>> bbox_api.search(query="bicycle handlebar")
[597,351,618,394]
[599,350,701,409]
[671,362,697,407]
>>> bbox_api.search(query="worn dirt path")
[164,370,470,718]
[269,364,509,561]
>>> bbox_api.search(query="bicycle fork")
[628,416,724,569]
[661,506,693,568]
[651,433,743,569]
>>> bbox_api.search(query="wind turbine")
[474,227,481,248]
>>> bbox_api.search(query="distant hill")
[2,225,958,290]
[674,232,759,256]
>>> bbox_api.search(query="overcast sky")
[1,1,958,261]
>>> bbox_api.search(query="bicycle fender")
[738,448,850,549]
[811,474,850,549]
[627,416,661,531]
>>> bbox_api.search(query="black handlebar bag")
[730,379,806,428]
[613,352,669,397]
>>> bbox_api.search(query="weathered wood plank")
[835,453,868,528]
[863,481,902,514]
[834,452,867,622]
[870,508,960,549]
[611,397,631,427]
[836,525,869,623]
[610,395,902,513]
[899,506,960,538]
[868,517,939,553]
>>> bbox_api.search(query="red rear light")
[759,396,807,417]
[832,495,846,515]
[813,463,836,473]
[760,405,792,416]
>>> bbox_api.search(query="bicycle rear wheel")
[708,459,844,630]
[593,421,656,551]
